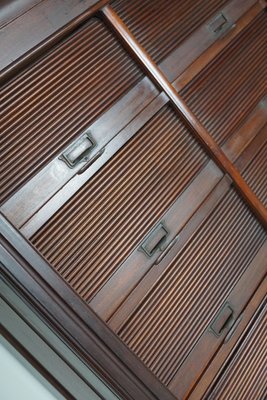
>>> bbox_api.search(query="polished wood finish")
[0,0,109,81]
[2,1,264,232]
[0,214,176,400]
[0,1,266,399]
[173,1,264,89]
[101,4,267,228]
[203,296,267,400]
[188,279,267,400]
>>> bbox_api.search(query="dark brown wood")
[2,0,262,233]
[202,295,267,400]
[173,1,264,90]
[168,244,267,398]
[101,5,267,229]
[188,279,267,400]
[106,106,266,326]
[222,99,267,163]
[1,1,266,399]
[108,175,231,331]
[18,92,168,237]
[91,161,223,320]
[1,77,159,228]
[0,214,176,400]
[101,104,266,394]
[0,0,109,81]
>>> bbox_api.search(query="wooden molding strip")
[101,4,267,229]
[108,174,231,331]
[91,161,223,321]
[16,94,267,239]
[0,214,176,400]
[235,124,267,172]
[18,94,266,239]
[18,92,168,238]
[222,97,267,163]
[1,77,160,229]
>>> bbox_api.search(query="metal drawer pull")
[208,13,228,33]
[60,132,95,168]
[155,234,179,265]
[224,314,243,343]
[140,223,169,258]
[77,147,105,175]
[210,303,235,337]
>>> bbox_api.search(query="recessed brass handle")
[140,223,169,258]
[208,13,228,33]
[210,303,235,337]
[60,132,96,168]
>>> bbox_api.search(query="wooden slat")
[19,92,168,238]
[29,104,210,305]
[173,1,265,89]
[222,98,267,162]
[101,4,267,228]
[241,126,267,207]
[202,296,267,400]
[111,0,229,63]
[0,17,144,207]
[179,12,267,146]
[90,161,223,320]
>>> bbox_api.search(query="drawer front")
[31,104,208,302]
[242,137,267,207]
[180,12,267,145]
[114,188,266,386]
[1,1,266,399]
[112,0,229,63]
[204,300,267,400]
[1,17,142,204]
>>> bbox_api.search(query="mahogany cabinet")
[1,1,266,399]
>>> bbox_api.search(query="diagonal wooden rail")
[101,4,267,229]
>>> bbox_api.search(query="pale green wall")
[0,338,63,400]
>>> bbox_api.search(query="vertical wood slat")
[101,4,267,229]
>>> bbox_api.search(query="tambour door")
[203,298,267,400]
[1,1,266,399]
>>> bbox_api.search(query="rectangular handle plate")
[60,132,95,168]
[207,12,234,37]
[210,303,235,337]
[140,223,169,258]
